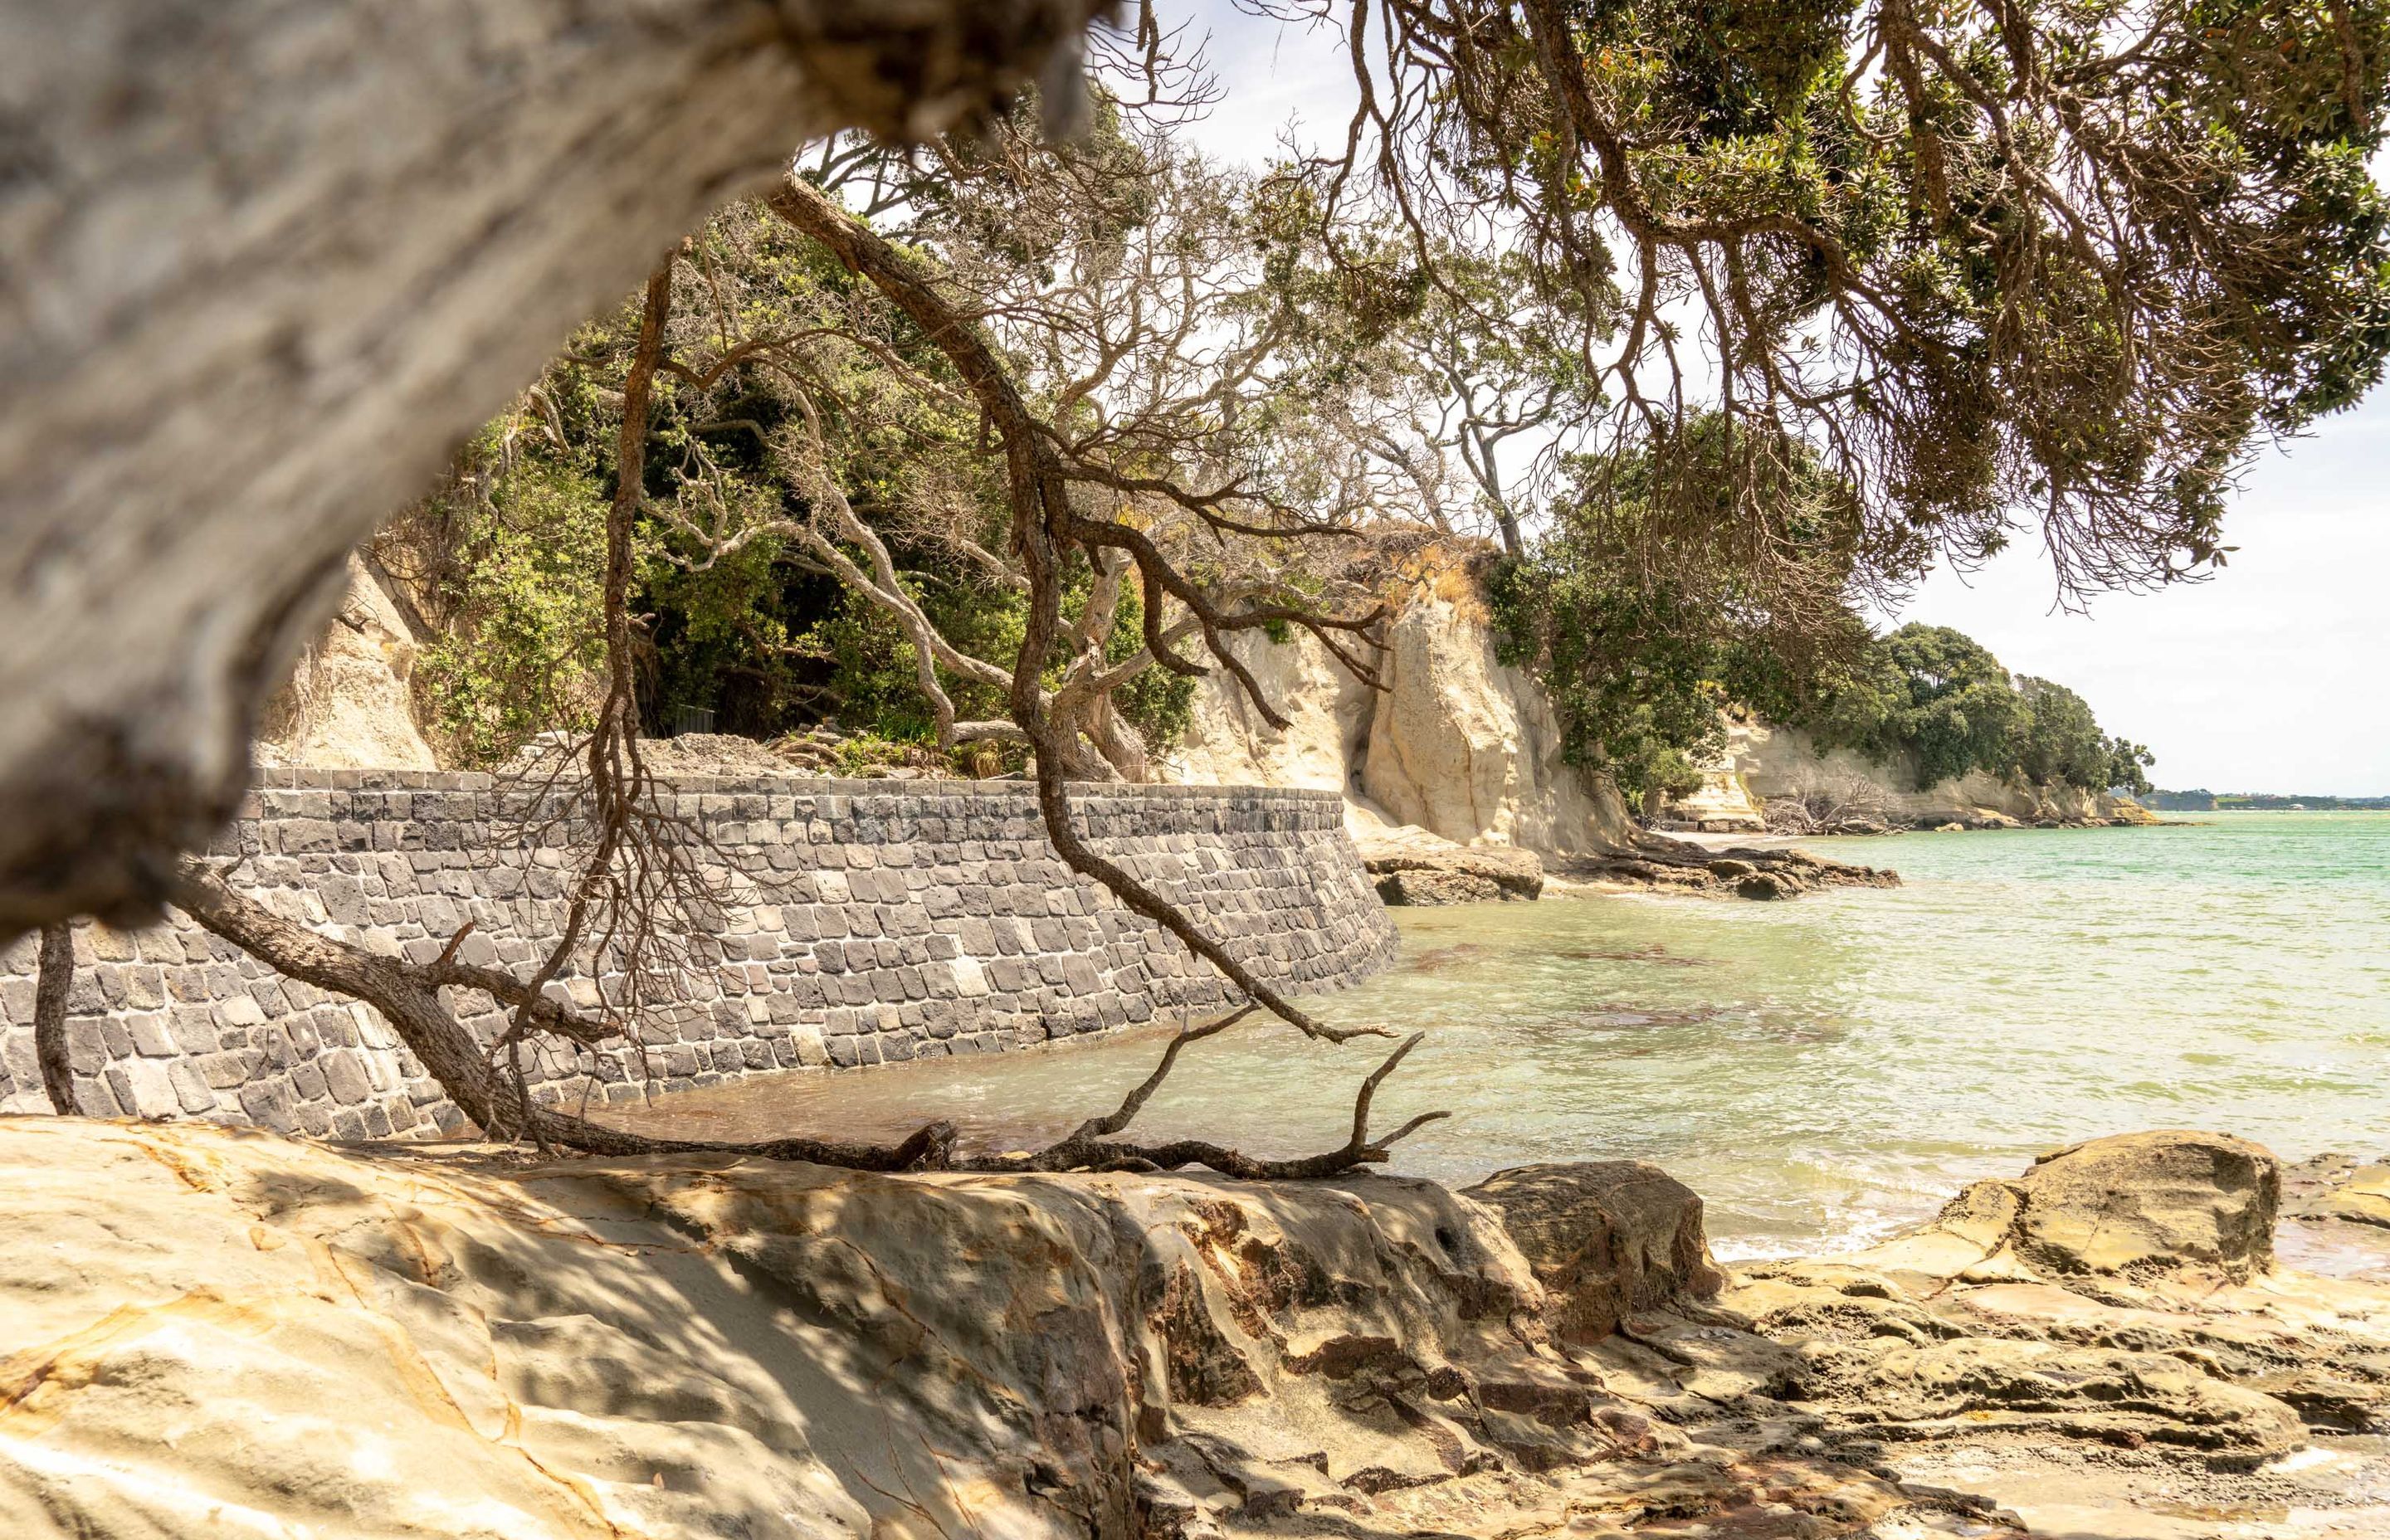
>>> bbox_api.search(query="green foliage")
[829,732,939,775]
[1492,417,2156,802]
[414,447,609,766]
[1331,0,2390,602]
[2168,789,2390,810]
[410,103,1317,774]
[1807,626,2153,794]
[2103,736,2158,800]
[1490,557,1737,802]
[1811,626,2024,790]
[641,528,820,738]
[1488,417,1874,801]
[405,192,1027,762]
[2016,677,2113,791]
[1104,587,1197,752]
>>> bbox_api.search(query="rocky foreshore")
[1362,826,1898,905]
[1556,833,1903,900]
[1653,805,2163,836]
[2,1119,2383,1539]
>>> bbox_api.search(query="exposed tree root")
[169,860,953,1172]
[981,1017,1451,1178]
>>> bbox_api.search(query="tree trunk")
[0,0,1106,944]
[1060,695,1150,782]
[32,924,76,1115]
[1494,505,1526,560]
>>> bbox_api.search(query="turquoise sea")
[619,811,2390,1258]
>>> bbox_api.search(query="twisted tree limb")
[0,0,1111,943]
[169,859,954,1171]
[985,1019,1450,1179]
[170,858,1446,1180]
[766,173,1391,1047]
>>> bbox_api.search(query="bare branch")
[169,859,952,1172]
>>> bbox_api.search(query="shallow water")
[611,811,2390,1260]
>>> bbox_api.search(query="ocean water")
[614,811,2390,1259]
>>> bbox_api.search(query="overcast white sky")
[1163,1,2388,794]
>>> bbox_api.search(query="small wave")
[1712,1207,1916,1264]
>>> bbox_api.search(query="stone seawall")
[0,771,1397,1138]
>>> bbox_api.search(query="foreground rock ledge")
[0,1118,1998,1539]
[3,1121,2387,1538]
[1716,1131,2390,1535]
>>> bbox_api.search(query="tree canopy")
[1254,0,2390,599]
[408,2,2390,802]
[397,91,1466,782]
[1806,623,2155,793]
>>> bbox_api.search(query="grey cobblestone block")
[322,1052,371,1106]
[65,1019,106,1075]
[238,1079,299,1134]
[70,1074,120,1117]
[168,1061,217,1114]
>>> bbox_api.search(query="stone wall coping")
[248,768,1344,802]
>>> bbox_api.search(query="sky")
[1158,1,2388,795]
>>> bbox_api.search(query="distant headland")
[2149,788,2390,811]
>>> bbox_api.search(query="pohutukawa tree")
[167,72,1462,1169]
[1251,0,2390,597]
[116,2,2390,1170]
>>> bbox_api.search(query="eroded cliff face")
[1168,590,1636,860]
[251,545,1639,865]
[254,555,438,772]
[1671,716,2155,831]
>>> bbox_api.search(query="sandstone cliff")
[261,547,1638,869]
[1168,587,1636,860]
[254,554,438,772]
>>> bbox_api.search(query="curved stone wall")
[0,771,1397,1138]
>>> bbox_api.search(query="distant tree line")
[1806,627,2155,799]
[2149,789,2390,811]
